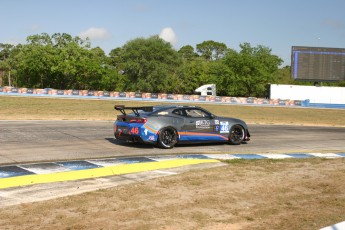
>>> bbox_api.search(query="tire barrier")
[0,86,308,107]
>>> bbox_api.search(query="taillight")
[129,118,147,123]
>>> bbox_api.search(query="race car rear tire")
[229,125,245,145]
[157,127,178,149]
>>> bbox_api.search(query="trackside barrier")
[0,86,308,107]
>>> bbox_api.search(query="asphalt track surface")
[1,121,345,213]
[1,120,345,165]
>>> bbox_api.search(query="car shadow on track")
[105,138,155,149]
[105,138,242,149]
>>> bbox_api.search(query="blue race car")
[114,105,250,149]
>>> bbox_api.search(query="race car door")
[180,108,215,141]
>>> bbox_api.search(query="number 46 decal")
[220,121,229,133]
[130,127,139,134]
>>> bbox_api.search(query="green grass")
[1,95,345,126]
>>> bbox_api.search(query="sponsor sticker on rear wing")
[114,105,154,116]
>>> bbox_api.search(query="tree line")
[1,33,343,97]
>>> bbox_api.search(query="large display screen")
[291,46,345,81]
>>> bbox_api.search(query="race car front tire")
[229,125,245,145]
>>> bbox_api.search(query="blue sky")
[1,0,345,66]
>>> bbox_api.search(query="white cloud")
[159,27,177,46]
[79,27,111,40]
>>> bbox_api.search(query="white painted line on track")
[256,154,293,159]
[308,153,342,158]
[203,154,241,160]
[86,159,124,167]
[18,164,70,174]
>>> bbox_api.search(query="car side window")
[185,109,210,118]
[172,109,185,116]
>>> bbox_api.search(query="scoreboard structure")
[291,46,345,82]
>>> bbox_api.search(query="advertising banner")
[294,100,302,106]
[279,99,287,106]
[11,88,18,93]
[151,93,158,99]
[119,92,126,97]
[247,97,255,103]
[199,96,206,101]
[72,90,79,96]
[57,90,64,95]
[230,97,237,103]
[183,95,191,101]
[215,96,222,102]
[262,99,270,104]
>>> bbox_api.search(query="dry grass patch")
[0,158,344,230]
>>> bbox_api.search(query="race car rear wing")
[114,105,154,116]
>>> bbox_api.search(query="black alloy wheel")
[229,125,245,145]
[157,127,178,149]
